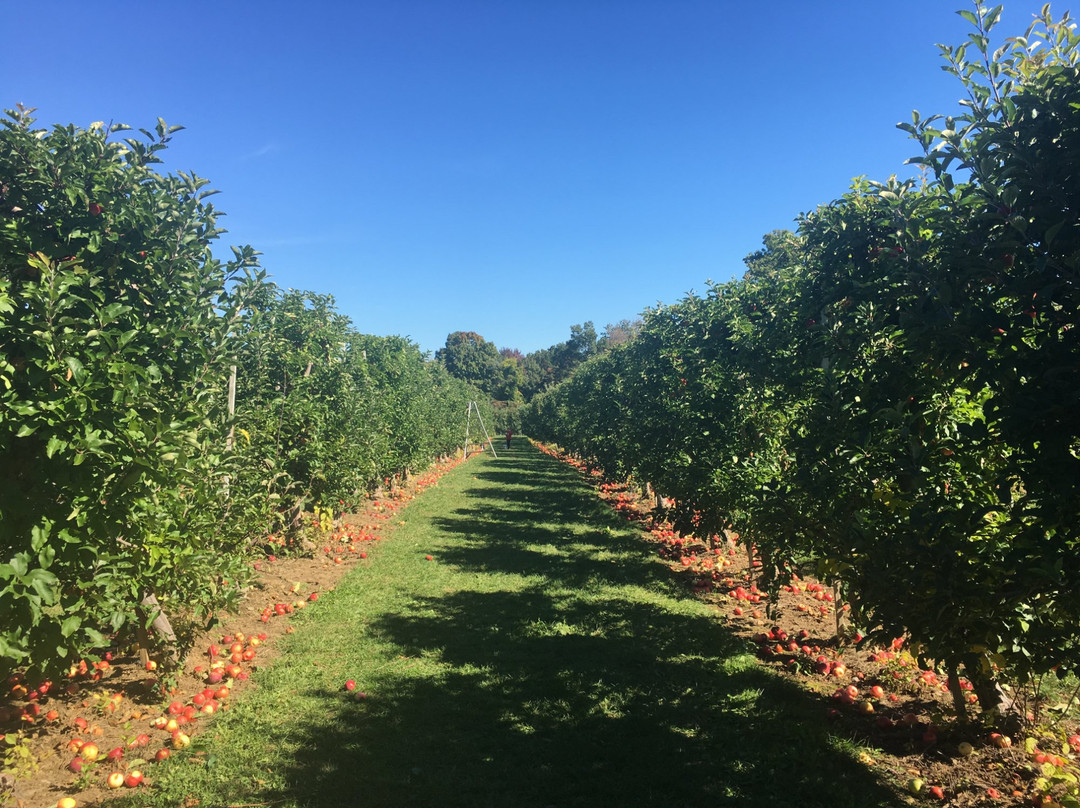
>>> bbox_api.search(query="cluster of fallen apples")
[0,453,471,808]
[59,630,262,802]
[545,440,1080,806]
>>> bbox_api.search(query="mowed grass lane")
[118,440,900,808]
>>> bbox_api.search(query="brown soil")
[0,454,470,808]
[4,446,1078,808]
[580,458,1080,808]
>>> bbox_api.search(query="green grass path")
[122,441,900,808]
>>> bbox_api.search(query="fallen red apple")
[990,732,1012,748]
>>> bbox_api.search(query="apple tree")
[0,108,264,675]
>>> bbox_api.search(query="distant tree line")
[434,319,641,428]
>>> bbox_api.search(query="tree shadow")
[243,446,905,807]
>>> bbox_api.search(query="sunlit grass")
[115,441,902,808]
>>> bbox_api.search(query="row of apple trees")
[0,106,489,677]
[525,6,1079,716]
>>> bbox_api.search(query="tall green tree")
[0,109,263,673]
[435,331,503,395]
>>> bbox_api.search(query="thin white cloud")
[240,142,279,160]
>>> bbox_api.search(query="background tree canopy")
[435,320,641,428]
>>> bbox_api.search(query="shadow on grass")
[245,443,904,807]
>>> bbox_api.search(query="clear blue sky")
[3,1,1057,355]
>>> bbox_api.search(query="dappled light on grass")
[120,442,902,808]
[270,447,898,807]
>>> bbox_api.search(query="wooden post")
[223,364,237,496]
[464,401,471,458]
[226,365,237,451]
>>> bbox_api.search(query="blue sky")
[3,1,1056,355]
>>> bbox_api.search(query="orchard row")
[560,445,1080,804]
[524,7,1080,716]
[0,109,493,678]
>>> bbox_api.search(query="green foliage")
[524,5,1080,712]
[0,108,491,677]
[515,321,601,400]
[435,331,502,393]
[0,730,37,804]
[119,446,897,808]
[0,107,264,674]
[439,321,624,409]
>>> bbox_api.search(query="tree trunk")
[137,591,179,664]
[286,494,308,536]
[963,653,1016,727]
[946,659,969,722]
[833,582,851,641]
